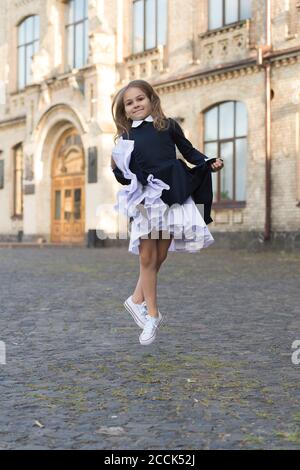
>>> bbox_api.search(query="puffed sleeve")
[169,118,207,166]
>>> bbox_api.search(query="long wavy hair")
[111,80,169,144]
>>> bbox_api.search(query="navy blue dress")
[112,118,213,224]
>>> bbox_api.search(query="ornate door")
[51,129,85,244]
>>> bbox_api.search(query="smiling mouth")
[133,110,143,113]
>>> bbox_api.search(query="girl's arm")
[111,155,148,186]
[112,166,131,185]
[111,154,131,185]
[169,118,207,166]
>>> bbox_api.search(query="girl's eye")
[125,96,144,106]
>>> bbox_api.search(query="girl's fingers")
[211,161,224,172]
[212,159,223,167]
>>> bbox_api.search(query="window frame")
[17,15,40,90]
[132,0,167,54]
[65,0,89,71]
[203,101,248,207]
[208,0,251,31]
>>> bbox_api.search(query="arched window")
[204,101,248,204]
[13,143,23,217]
[208,0,252,30]
[66,0,89,70]
[18,15,40,89]
[133,0,168,54]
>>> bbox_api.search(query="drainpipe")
[257,0,272,241]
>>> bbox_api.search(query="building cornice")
[152,58,259,93]
[152,46,300,93]
[264,45,300,65]
[0,115,26,129]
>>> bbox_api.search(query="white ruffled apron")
[112,137,215,255]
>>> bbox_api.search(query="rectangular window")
[235,101,247,137]
[34,15,40,41]
[84,14,89,63]
[18,15,40,89]
[75,22,84,69]
[204,101,247,205]
[235,138,247,200]
[75,0,85,22]
[33,40,39,54]
[145,0,156,50]
[225,0,239,25]
[66,0,88,70]
[69,0,74,23]
[133,0,144,53]
[220,141,233,200]
[219,101,234,140]
[88,146,98,183]
[25,43,34,84]
[208,0,251,30]
[18,21,25,44]
[208,0,223,30]
[55,190,61,220]
[74,188,81,219]
[64,189,72,221]
[204,107,218,141]
[67,24,74,70]
[25,16,34,43]
[18,46,25,89]
[133,0,167,53]
[240,0,252,20]
[157,0,167,45]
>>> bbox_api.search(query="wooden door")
[51,130,85,244]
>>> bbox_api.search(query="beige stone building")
[0,0,299,247]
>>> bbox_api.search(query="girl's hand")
[210,158,224,172]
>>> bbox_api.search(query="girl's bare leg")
[156,232,173,272]
[132,232,173,304]
[131,277,144,305]
[137,236,159,317]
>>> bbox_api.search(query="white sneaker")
[139,313,162,346]
[124,296,148,329]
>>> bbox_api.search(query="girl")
[111,79,224,346]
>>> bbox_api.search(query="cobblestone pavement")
[0,245,300,450]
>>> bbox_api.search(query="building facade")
[0,0,299,246]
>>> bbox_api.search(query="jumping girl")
[111,79,224,346]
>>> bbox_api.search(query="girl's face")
[123,87,152,121]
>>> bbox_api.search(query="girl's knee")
[139,242,157,268]
[140,253,157,268]
[157,253,167,268]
